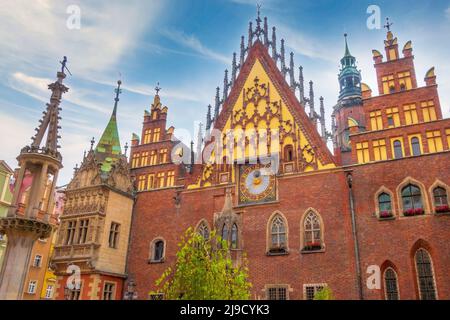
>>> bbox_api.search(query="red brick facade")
[126,25,450,300]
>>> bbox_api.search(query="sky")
[0,0,449,186]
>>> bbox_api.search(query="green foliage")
[150,227,252,300]
[313,286,334,300]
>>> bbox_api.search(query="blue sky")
[0,0,449,185]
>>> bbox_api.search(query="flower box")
[379,211,393,218]
[435,205,450,213]
[303,242,322,251]
[403,208,424,216]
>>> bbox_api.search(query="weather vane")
[59,56,72,76]
[384,17,393,32]
[155,82,161,95]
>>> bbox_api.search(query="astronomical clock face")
[238,164,276,205]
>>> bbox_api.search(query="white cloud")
[0,1,163,77]
[161,29,230,64]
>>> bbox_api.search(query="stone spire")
[206,104,212,131]
[0,58,68,300]
[196,122,203,163]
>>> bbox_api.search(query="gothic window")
[402,184,423,214]
[398,71,412,91]
[415,249,437,300]
[147,174,155,190]
[303,211,322,251]
[231,223,238,249]
[143,129,152,144]
[393,140,403,159]
[150,150,157,165]
[378,193,392,215]
[151,239,165,262]
[141,151,149,166]
[157,172,165,188]
[197,222,210,240]
[384,268,399,300]
[403,104,418,124]
[221,223,229,242]
[269,215,287,253]
[284,145,294,162]
[411,137,421,156]
[433,187,449,212]
[109,222,120,248]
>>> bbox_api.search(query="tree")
[151,227,252,300]
[313,286,334,300]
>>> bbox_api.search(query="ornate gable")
[189,42,336,189]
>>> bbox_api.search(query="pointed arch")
[266,211,289,254]
[374,186,396,218]
[428,179,450,213]
[410,239,438,300]
[195,219,211,240]
[396,177,430,216]
[413,247,438,300]
[380,260,400,300]
[300,208,324,252]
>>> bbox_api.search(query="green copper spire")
[95,80,123,172]
[344,33,351,57]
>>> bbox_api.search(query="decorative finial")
[124,142,129,156]
[90,137,95,150]
[384,17,393,32]
[114,80,122,102]
[155,82,161,96]
[59,56,72,76]
[73,163,78,174]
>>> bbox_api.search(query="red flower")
[435,205,450,213]
[380,211,392,218]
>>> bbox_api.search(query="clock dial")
[238,164,276,205]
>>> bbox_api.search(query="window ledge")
[435,211,450,216]
[266,250,289,256]
[300,248,325,254]
[148,259,165,264]
[378,216,396,221]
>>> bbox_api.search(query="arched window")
[284,145,294,162]
[415,249,437,300]
[303,211,322,251]
[151,240,165,262]
[384,268,399,300]
[221,223,229,242]
[231,224,238,249]
[378,193,392,215]
[393,140,403,159]
[402,184,423,215]
[270,215,287,252]
[197,222,210,240]
[411,137,421,156]
[433,187,448,208]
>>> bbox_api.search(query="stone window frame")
[374,186,396,219]
[300,208,325,253]
[396,177,430,217]
[149,237,166,264]
[266,211,289,255]
[264,284,291,300]
[428,180,450,214]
